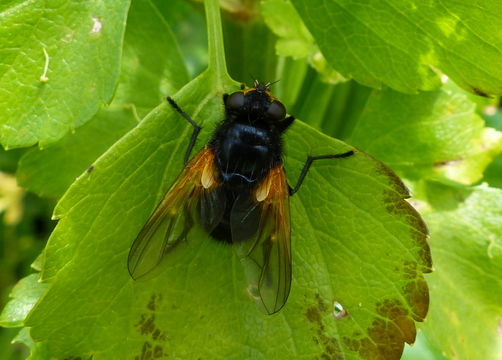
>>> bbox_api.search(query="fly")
[128,81,354,314]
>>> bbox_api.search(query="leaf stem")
[204,0,229,86]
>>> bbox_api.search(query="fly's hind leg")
[166,97,202,165]
[289,150,355,196]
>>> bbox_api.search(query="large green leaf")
[15,0,190,199]
[350,86,502,184]
[22,70,430,359]
[290,0,502,95]
[0,0,130,148]
[418,183,502,360]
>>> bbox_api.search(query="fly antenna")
[249,73,258,88]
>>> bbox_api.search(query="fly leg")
[289,150,355,196]
[166,97,202,165]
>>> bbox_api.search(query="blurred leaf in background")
[0,148,54,360]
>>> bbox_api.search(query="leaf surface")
[261,0,345,83]
[0,0,130,148]
[418,183,502,360]
[350,87,502,184]
[15,0,189,199]
[17,108,137,198]
[23,72,430,360]
[290,0,502,94]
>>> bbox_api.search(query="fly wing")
[128,147,224,280]
[230,166,291,314]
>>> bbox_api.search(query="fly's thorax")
[212,122,280,186]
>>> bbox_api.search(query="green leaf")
[15,0,189,199]
[350,87,502,184]
[115,0,190,118]
[0,0,131,148]
[154,0,208,78]
[417,183,502,360]
[17,108,137,199]
[223,19,278,84]
[290,76,371,138]
[290,0,502,95]
[0,274,47,328]
[262,0,312,59]
[261,0,346,84]
[0,148,25,174]
[484,154,502,189]
[21,70,429,359]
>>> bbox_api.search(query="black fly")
[128,81,354,314]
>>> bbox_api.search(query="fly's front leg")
[166,97,202,165]
[289,150,355,196]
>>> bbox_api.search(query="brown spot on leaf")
[317,333,343,359]
[137,313,156,335]
[375,161,430,262]
[306,294,343,359]
[373,158,431,269]
[316,293,328,312]
[306,306,322,323]
[148,294,161,311]
[136,342,153,360]
[343,298,423,359]
[471,87,491,98]
[134,294,168,359]
[153,345,164,358]
[382,188,432,271]
[433,159,463,168]
[403,261,419,279]
[377,299,416,344]
[401,261,429,321]
[306,294,328,323]
[404,277,430,321]
[374,160,410,198]
[344,335,396,360]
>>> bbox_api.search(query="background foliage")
[0,0,501,359]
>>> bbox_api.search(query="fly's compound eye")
[267,100,286,120]
[226,91,245,110]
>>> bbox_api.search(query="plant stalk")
[204,0,229,86]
